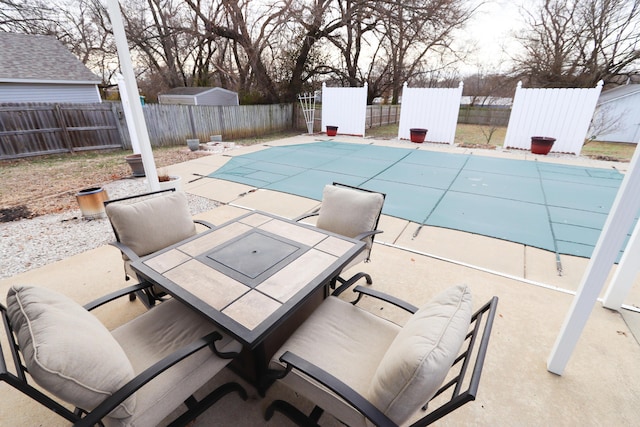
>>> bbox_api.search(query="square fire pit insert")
[203,230,305,287]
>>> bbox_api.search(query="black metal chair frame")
[265,286,499,426]
[294,182,386,296]
[0,282,247,427]
[103,188,215,308]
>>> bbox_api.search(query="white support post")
[106,0,159,191]
[116,73,141,154]
[547,142,640,375]
[602,218,640,310]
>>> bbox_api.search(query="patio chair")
[104,189,215,307]
[264,284,498,426]
[295,183,385,295]
[0,283,247,427]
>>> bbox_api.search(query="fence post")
[53,104,74,153]
[111,102,128,149]
[188,105,197,139]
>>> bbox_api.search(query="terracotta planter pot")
[530,136,556,155]
[410,128,428,143]
[326,125,338,137]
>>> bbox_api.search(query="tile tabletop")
[133,211,365,347]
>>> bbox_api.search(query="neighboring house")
[590,84,640,144]
[0,32,101,103]
[158,87,239,106]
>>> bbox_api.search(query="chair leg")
[167,382,247,427]
[135,290,154,309]
[332,272,372,296]
[264,400,322,426]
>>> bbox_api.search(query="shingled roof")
[598,84,640,104]
[0,32,100,83]
[164,87,215,95]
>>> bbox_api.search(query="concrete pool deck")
[1,134,639,426]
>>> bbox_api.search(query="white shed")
[590,84,640,144]
[158,87,239,106]
[0,33,102,104]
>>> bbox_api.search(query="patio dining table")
[131,210,365,392]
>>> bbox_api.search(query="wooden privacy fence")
[0,102,298,158]
[140,103,294,148]
[2,100,516,159]
[0,102,122,159]
[458,106,511,127]
[366,104,401,128]
[297,105,402,133]
[503,81,603,155]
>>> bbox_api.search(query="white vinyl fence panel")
[503,81,603,155]
[397,82,463,144]
[321,83,367,136]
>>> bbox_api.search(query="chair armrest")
[279,351,396,427]
[109,241,140,262]
[350,285,418,313]
[103,189,175,206]
[83,283,154,311]
[293,210,319,222]
[75,331,226,427]
[194,219,215,229]
[415,296,498,425]
[353,229,383,242]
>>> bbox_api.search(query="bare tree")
[183,0,290,102]
[1,0,488,104]
[0,0,56,33]
[513,0,640,87]
[577,0,640,85]
[463,70,517,100]
[587,103,626,141]
[59,0,118,86]
[120,0,201,89]
[373,0,477,103]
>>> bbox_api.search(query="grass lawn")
[0,131,300,220]
[366,123,636,161]
[580,140,637,161]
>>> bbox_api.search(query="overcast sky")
[459,0,525,74]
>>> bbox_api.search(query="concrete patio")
[2,134,639,426]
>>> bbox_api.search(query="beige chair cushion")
[106,298,241,427]
[316,185,384,252]
[105,191,196,259]
[271,296,400,427]
[6,285,135,419]
[367,284,473,425]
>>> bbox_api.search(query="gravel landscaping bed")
[1,178,219,279]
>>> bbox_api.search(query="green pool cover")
[208,141,632,259]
